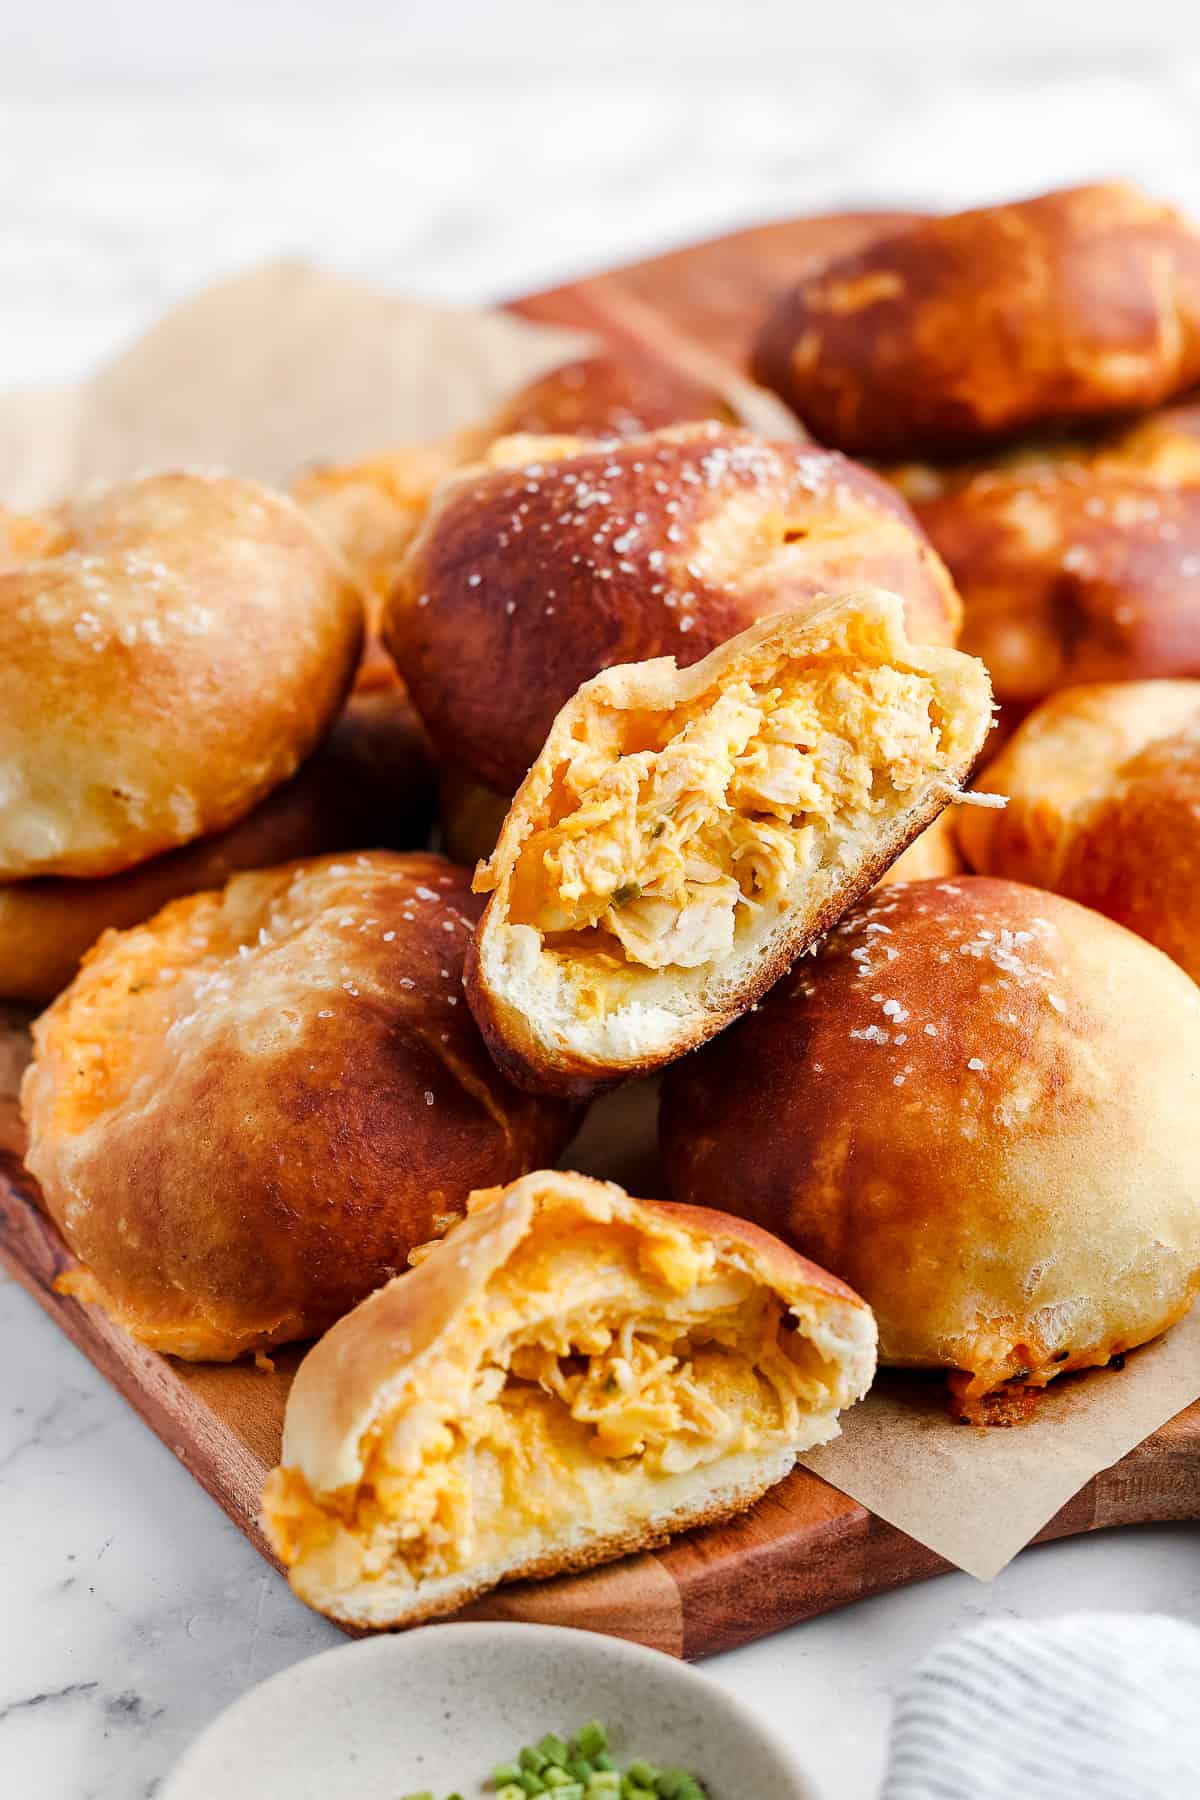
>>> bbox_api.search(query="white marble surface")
[3,14,1200,1797]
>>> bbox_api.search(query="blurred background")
[4,0,1200,387]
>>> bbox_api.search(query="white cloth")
[881,1612,1200,1799]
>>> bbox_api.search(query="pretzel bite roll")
[661,877,1200,1423]
[0,474,363,878]
[292,350,763,649]
[385,423,962,795]
[914,460,1200,707]
[21,853,576,1360]
[753,182,1200,457]
[261,1170,876,1628]
[465,593,992,1096]
[0,684,437,1006]
[958,681,1200,981]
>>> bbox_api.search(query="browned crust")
[0,474,364,879]
[464,781,962,1099]
[957,681,1200,983]
[21,854,577,1359]
[385,423,962,793]
[0,684,438,1006]
[294,346,777,668]
[660,875,1200,1398]
[753,183,1200,456]
[916,466,1200,706]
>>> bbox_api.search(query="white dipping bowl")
[162,1621,817,1800]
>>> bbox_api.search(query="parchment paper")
[1,261,1196,1581]
[564,1085,1200,1580]
[0,260,589,509]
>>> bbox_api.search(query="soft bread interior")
[477,593,990,1067]
[263,1177,874,1628]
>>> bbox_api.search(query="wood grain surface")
[3,214,1199,1657]
[3,1147,1198,1658]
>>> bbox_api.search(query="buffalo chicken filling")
[267,1224,838,1594]
[507,660,948,977]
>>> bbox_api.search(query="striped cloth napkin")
[881,1613,1200,1799]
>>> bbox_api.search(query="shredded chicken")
[509,662,947,969]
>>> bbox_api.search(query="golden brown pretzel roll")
[466,594,992,1096]
[915,461,1200,706]
[292,351,759,629]
[957,680,1200,981]
[0,474,363,879]
[261,1170,876,1628]
[0,685,437,1006]
[21,853,576,1360]
[753,183,1200,457]
[386,423,962,793]
[661,877,1200,1422]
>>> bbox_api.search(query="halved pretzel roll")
[465,592,992,1096]
[261,1169,876,1629]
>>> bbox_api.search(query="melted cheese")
[507,662,946,972]
[266,1219,833,1597]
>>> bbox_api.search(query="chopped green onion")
[410,1715,707,1800]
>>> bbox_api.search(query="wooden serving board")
[4,215,1199,1657]
[4,1145,1198,1658]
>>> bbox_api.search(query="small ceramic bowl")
[162,1621,817,1800]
